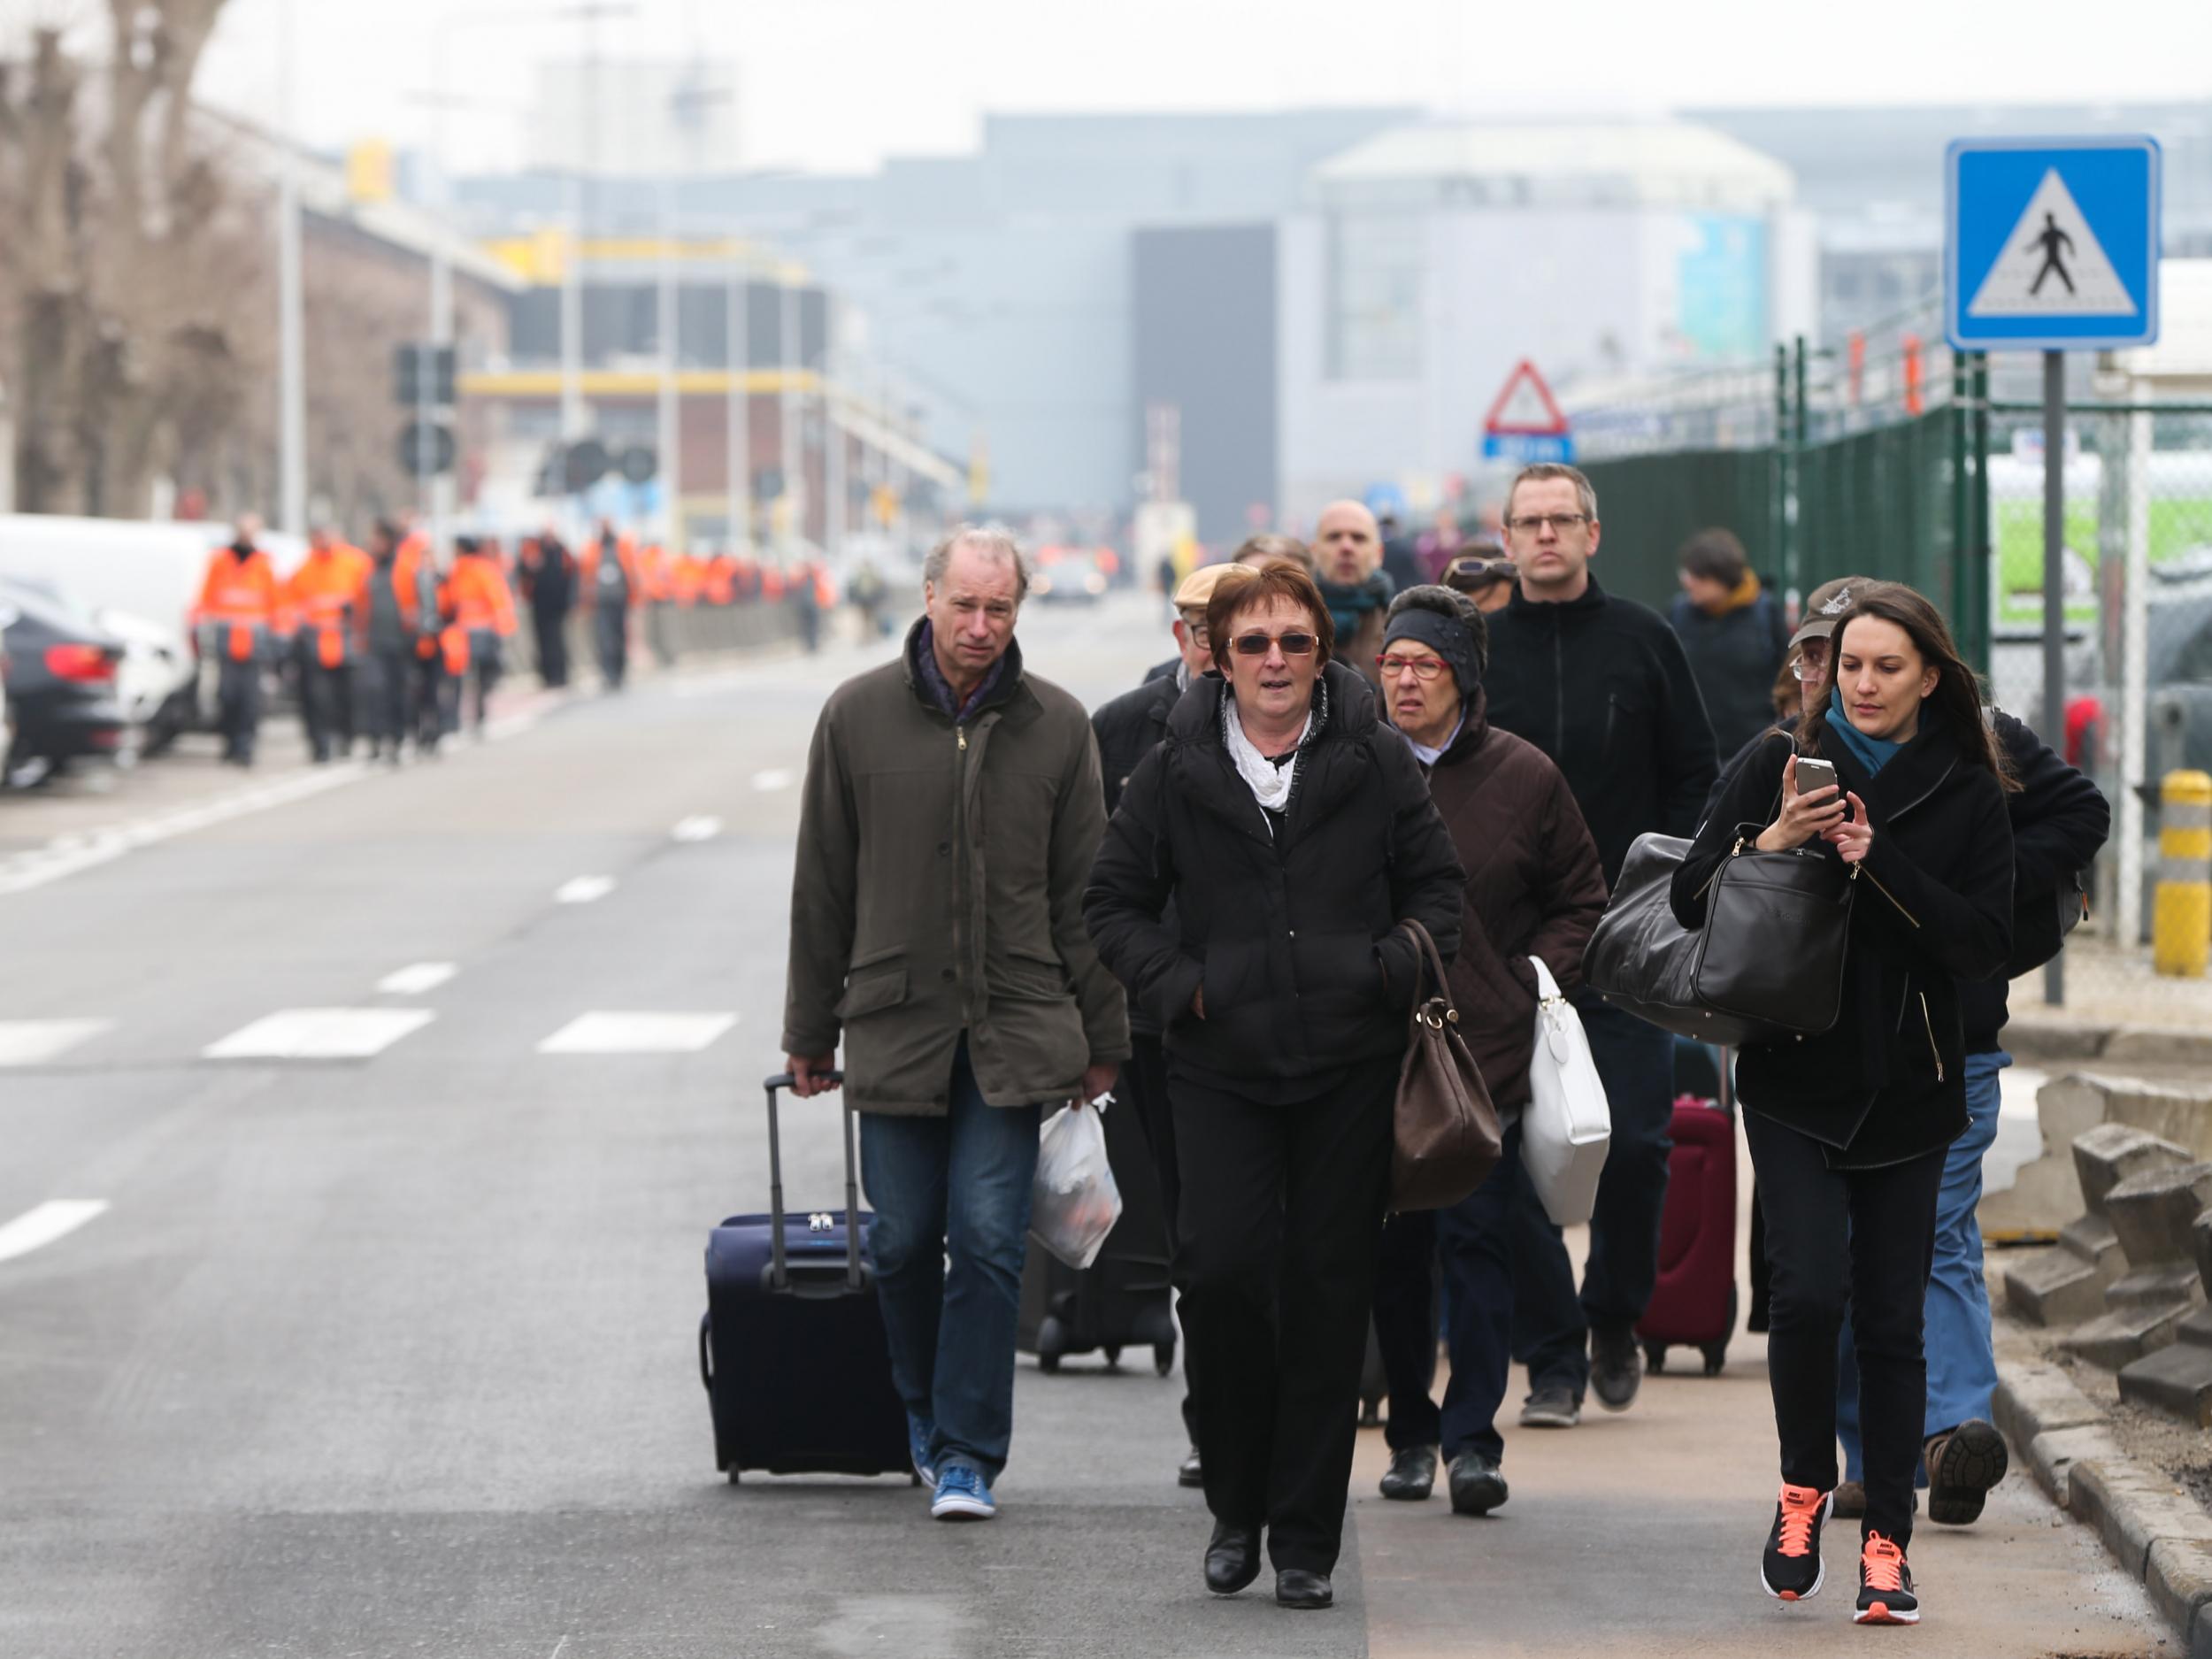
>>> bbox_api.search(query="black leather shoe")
[1448,1453,1509,1516]
[1178,1445,1204,1489]
[1203,1522,1262,1595]
[1275,1569,1333,1609]
[1379,1444,1437,1501]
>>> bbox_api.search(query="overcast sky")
[175,0,2212,177]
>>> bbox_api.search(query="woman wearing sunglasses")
[1085,560,1464,1613]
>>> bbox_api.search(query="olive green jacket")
[782,622,1131,1114]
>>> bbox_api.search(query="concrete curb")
[1995,1322,2212,1656]
[2007,1020,2212,1068]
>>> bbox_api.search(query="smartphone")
[1794,757,1839,803]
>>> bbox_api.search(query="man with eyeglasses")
[1483,462,1718,1429]
[1091,561,1242,1488]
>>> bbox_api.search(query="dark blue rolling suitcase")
[699,1071,915,1483]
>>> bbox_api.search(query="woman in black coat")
[1084,560,1463,1612]
[1671,584,2013,1628]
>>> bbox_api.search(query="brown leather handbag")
[1389,918,1502,1212]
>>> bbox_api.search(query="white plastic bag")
[1524,956,1613,1227]
[1029,1095,1123,1270]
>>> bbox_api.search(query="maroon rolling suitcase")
[1635,1090,1738,1377]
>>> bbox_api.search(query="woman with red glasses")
[1085,559,1463,1614]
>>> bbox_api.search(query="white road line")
[672,816,722,842]
[376,963,457,996]
[555,875,616,904]
[0,1200,110,1264]
[536,1012,738,1055]
[0,1019,115,1067]
[750,768,795,793]
[0,765,366,899]
[204,1008,435,1061]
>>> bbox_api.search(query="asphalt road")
[0,591,2169,1657]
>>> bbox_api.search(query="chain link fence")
[1570,306,2212,1030]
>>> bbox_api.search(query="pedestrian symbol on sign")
[1967,167,2138,320]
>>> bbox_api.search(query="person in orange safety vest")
[286,525,370,762]
[356,519,441,764]
[448,535,518,735]
[193,512,284,765]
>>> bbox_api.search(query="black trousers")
[594,604,628,688]
[1371,1209,1440,1450]
[1172,1058,1394,1575]
[216,656,262,761]
[1122,1033,1197,1440]
[1744,1107,1946,1546]
[533,607,569,687]
[412,654,452,749]
[295,646,351,762]
[465,630,502,732]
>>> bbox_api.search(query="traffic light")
[618,444,657,486]
[562,439,611,495]
[392,343,457,406]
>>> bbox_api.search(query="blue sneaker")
[907,1414,938,1491]
[930,1463,996,1521]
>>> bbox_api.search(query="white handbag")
[1523,956,1612,1227]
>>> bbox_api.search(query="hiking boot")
[1448,1453,1509,1517]
[1589,1324,1642,1412]
[1518,1382,1581,1429]
[1926,1420,2008,1525]
[1855,1532,1918,1624]
[1379,1445,1437,1501]
[1835,1479,1918,1521]
[1761,1482,1832,1601]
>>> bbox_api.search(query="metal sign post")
[1947,134,2162,1008]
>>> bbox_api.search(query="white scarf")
[1224,695,1310,822]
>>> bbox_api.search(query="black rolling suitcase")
[1018,1094,1178,1375]
[699,1071,917,1483]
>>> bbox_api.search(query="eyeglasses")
[1506,512,1591,534]
[1790,642,1832,682]
[1443,556,1517,585]
[1376,654,1448,681]
[1177,614,1210,643]
[1230,631,1318,657]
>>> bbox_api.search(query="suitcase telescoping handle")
[762,1071,863,1296]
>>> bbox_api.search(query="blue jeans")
[1837,1048,2008,1481]
[859,1036,1040,1484]
[1512,991,1675,1394]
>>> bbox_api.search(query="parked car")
[1031,547,1110,604]
[0,575,128,785]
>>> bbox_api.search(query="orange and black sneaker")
[1855,1532,1919,1624]
[1761,1482,1831,1601]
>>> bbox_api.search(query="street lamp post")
[276,0,306,534]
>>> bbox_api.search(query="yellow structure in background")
[347,140,394,204]
[2154,770,2212,978]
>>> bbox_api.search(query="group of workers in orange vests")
[193,514,844,764]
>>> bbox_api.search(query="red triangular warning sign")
[1482,359,1569,436]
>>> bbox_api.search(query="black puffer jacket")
[1084,662,1464,1092]
[1091,670,1183,1039]
[1486,577,1719,889]
[1671,714,2014,1169]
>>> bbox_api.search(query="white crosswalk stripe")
[376,963,457,995]
[0,1019,115,1067]
[0,1200,109,1264]
[204,1009,435,1061]
[555,876,616,904]
[535,1012,737,1055]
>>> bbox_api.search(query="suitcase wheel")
[1154,1341,1175,1379]
[726,1468,741,1485]
[1038,1350,1061,1374]
[1701,1343,1727,1378]
[1102,1345,1121,1371]
[1644,1341,1669,1376]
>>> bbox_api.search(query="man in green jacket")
[783,523,1129,1524]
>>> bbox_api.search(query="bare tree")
[0,1,262,517]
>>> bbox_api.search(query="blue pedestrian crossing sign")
[1946,135,2161,352]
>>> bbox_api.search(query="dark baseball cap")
[1787,575,1878,650]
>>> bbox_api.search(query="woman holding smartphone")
[1671,586,2015,1627]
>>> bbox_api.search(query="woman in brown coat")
[1367,584,1609,1517]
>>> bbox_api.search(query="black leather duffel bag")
[1584,830,1854,1046]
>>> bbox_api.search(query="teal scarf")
[1827,687,1907,777]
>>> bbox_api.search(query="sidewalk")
[1346,1149,2167,1656]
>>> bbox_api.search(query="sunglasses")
[1444,557,1517,585]
[1230,631,1318,657]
